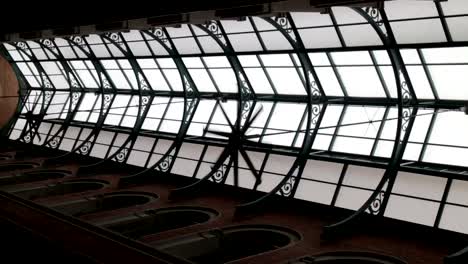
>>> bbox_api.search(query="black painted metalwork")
[2,3,468,245]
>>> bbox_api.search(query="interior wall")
[0,55,18,129]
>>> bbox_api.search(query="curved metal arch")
[33,39,86,150]
[168,20,264,199]
[234,14,327,216]
[11,41,56,145]
[321,6,418,239]
[78,33,156,170]
[0,45,36,139]
[120,28,200,182]
[43,35,118,164]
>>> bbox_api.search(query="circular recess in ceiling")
[291,251,407,264]
[102,206,219,238]
[154,224,300,264]
[0,169,70,186]
[0,154,12,161]
[0,162,39,173]
[52,191,159,217]
[11,179,110,200]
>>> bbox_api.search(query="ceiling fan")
[203,101,264,186]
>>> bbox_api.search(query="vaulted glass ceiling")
[2,0,468,236]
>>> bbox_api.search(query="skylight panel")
[385,0,438,20]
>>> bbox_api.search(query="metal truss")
[1,3,468,249]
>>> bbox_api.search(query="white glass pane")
[439,205,468,234]
[429,111,468,147]
[228,33,263,52]
[221,20,254,33]
[166,24,192,38]
[315,67,343,96]
[172,38,201,54]
[266,68,305,94]
[267,103,305,130]
[338,67,385,97]
[447,180,468,206]
[302,160,343,183]
[423,47,468,63]
[210,69,238,93]
[340,25,382,46]
[189,69,217,92]
[344,165,384,189]
[441,0,468,16]
[407,66,434,99]
[244,68,274,94]
[424,145,468,167]
[332,7,367,24]
[391,19,446,44]
[384,195,439,226]
[295,180,336,205]
[299,28,342,49]
[291,12,333,28]
[385,0,438,20]
[336,187,372,210]
[260,31,292,51]
[332,136,374,155]
[430,65,468,100]
[447,17,468,41]
[263,154,295,175]
[393,172,446,200]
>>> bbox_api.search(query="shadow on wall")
[0,55,18,129]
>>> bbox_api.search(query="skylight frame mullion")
[369,50,391,98]
[435,0,453,43]
[416,48,439,100]
[291,106,308,148]
[330,163,348,207]
[288,53,307,93]
[82,92,100,123]
[152,59,175,92]
[143,137,160,168]
[116,95,135,127]
[50,93,70,119]
[256,55,279,95]
[100,34,117,59]
[370,106,390,156]
[191,144,209,178]
[21,54,43,89]
[329,8,347,48]
[53,58,71,90]
[187,24,206,55]
[115,59,137,90]
[418,108,438,163]
[259,101,277,143]
[327,104,347,152]
[104,131,120,159]
[156,96,174,132]
[199,57,222,94]
[69,60,97,89]
[202,102,219,138]
[71,94,100,151]
[249,16,267,51]
[433,177,452,228]
[138,31,177,92]
[326,52,348,97]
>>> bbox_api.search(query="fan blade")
[242,104,263,133]
[217,101,235,131]
[204,129,231,138]
[244,133,262,140]
[239,146,261,185]
[233,150,239,187]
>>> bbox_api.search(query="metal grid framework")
[2,0,468,236]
